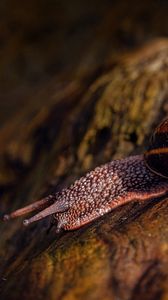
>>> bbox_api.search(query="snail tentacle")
[3,118,168,232]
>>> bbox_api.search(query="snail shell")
[3,117,168,232]
[144,118,168,178]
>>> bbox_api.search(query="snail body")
[4,118,168,232]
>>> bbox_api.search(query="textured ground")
[0,1,168,299]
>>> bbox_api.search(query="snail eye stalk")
[3,196,55,221]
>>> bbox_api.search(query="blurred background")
[0,0,168,124]
[1,1,168,299]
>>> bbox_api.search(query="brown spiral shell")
[144,118,168,178]
[3,117,168,231]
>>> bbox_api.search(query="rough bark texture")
[0,1,168,300]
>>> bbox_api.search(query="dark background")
[0,2,168,299]
[0,0,168,124]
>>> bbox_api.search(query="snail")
[3,118,168,233]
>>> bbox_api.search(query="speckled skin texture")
[4,155,168,232]
[52,155,168,231]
